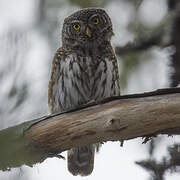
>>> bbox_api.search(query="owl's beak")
[86,27,92,38]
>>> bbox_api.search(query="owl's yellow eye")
[73,24,80,30]
[92,18,99,24]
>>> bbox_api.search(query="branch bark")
[0,88,180,171]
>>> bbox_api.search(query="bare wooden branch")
[115,31,171,56]
[0,88,180,171]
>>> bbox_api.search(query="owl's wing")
[107,53,121,96]
[48,48,90,114]
[91,49,120,101]
[48,48,62,113]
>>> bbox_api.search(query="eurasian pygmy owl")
[48,8,120,176]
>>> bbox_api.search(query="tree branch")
[115,31,170,56]
[0,87,180,171]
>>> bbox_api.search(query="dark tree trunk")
[169,0,180,87]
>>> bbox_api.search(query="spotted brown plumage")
[48,8,120,176]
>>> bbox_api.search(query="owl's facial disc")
[62,9,114,49]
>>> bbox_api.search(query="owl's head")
[62,8,113,49]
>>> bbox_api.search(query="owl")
[48,8,120,176]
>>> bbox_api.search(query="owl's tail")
[67,145,95,176]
